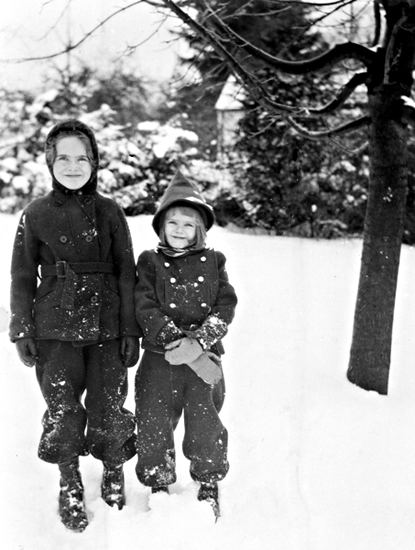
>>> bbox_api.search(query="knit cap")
[152,171,215,235]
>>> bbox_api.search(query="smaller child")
[134,171,237,518]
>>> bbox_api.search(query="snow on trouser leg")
[35,340,90,463]
[86,410,137,465]
[187,428,229,484]
[58,457,89,532]
[84,340,137,464]
[135,447,177,488]
[183,370,229,484]
[38,407,89,464]
[135,351,180,488]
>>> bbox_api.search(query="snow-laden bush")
[0,91,207,216]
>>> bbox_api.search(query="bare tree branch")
[200,0,375,73]
[371,0,382,47]
[161,0,309,115]
[0,0,146,63]
[304,71,369,115]
[285,113,370,139]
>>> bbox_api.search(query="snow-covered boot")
[101,462,126,510]
[151,485,169,494]
[58,458,88,532]
[198,482,220,520]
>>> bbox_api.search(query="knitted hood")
[152,171,215,235]
[45,119,99,195]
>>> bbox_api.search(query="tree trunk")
[347,85,408,394]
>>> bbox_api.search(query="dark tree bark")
[347,6,415,393]
[347,86,409,393]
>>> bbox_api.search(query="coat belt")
[40,261,115,278]
[40,261,116,311]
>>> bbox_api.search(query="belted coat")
[9,120,141,343]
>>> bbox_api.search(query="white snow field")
[2,212,415,550]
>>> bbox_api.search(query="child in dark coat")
[134,171,237,517]
[9,119,141,531]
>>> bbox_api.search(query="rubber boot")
[58,458,88,532]
[101,462,126,510]
[198,482,220,520]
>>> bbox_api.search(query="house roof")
[215,74,246,111]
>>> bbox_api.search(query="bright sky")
[0,0,180,91]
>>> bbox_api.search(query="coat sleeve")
[134,250,181,345]
[9,211,39,342]
[112,206,142,338]
[192,250,238,350]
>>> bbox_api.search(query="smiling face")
[163,207,198,249]
[52,136,92,190]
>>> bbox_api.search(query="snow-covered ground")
[2,212,415,550]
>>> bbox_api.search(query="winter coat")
[9,119,141,343]
[135,247,237,354]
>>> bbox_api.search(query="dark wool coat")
[9,120,141,343]
[135,248,237,354]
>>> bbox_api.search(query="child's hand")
[120,336,140,368]
[165,337,203,365]
[15,337,37,367]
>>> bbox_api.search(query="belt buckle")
[56,260,68,278]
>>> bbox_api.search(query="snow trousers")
[135,350,229,487]
[35,339,136,465]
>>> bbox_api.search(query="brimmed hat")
[152,171,215,235]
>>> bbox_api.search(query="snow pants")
[135,350,229,487]
[35,339,136,465]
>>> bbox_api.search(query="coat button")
[59,235,68,243]
[85,235,93,243]
[201,302,208,308]
[200,256,206,262]
[164,262,170,268]
[169,303,176,309]
[198,276,204,282]
[170,277,176,283]
[54,200,62,206]
[84,198,92,205]
[91,296,99,304]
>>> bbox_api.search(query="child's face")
[53,136,92,190]
[164,208,198,248]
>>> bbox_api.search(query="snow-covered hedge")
[0,90,209,215]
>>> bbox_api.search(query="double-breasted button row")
[168,274,205,285]
[59,234,94,243]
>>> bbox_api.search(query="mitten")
[120,336,140,368]
[165,337,203,365]
[15,337,38,368]
[188,353,223,386]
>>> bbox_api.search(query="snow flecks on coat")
[9,190,141,343]
[135,248,237,355]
